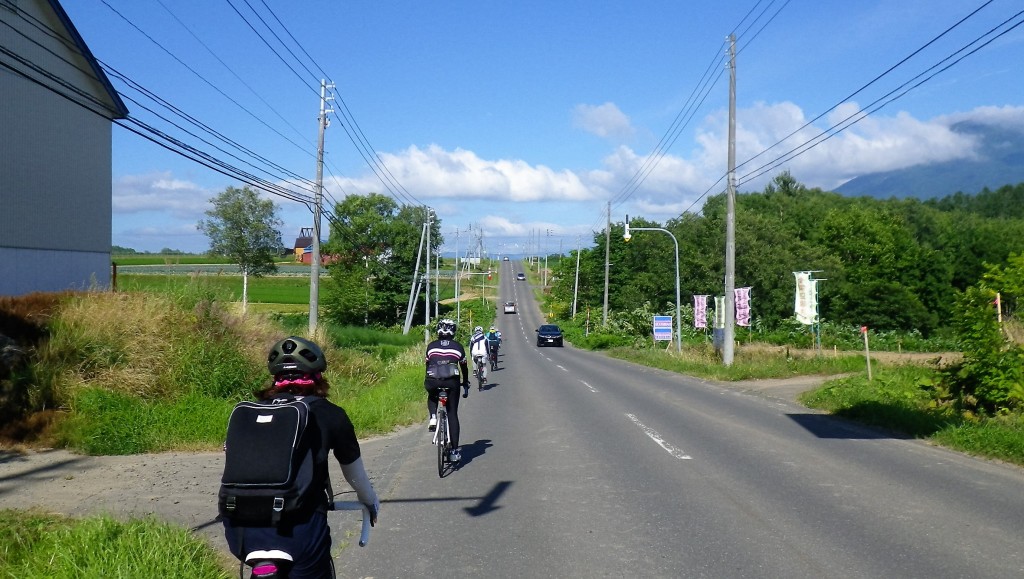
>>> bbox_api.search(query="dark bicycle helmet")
[268,336,327,376]
[437,318,457,339]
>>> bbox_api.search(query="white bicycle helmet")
[473,326,484,335]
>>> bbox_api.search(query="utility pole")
[723,34,737,366]
[402,222,427,334]
[455,227,461,326]
[309,79,333,338]
[603,201,610,326]
[425,208,432,344]
[572,235,581,317]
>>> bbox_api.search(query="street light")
[624,217,682,354]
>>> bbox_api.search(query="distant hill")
[835,121,1024,199]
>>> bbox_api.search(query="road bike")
[489,345,499,371]
[432,389,452,477]
[239,501,371,578]
[473,355,487,390]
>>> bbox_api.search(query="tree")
[322,194,441,326]
[197,185,283,314]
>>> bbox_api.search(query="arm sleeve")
[340,456,379,512]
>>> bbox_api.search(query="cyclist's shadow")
[479,380,498,392]
[456,439,493,468]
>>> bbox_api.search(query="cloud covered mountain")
[835,121,1024,199]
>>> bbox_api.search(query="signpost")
[653,315,673,345]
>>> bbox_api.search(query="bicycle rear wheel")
[436,410,448,478]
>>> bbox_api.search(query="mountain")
[834,121,1024,199]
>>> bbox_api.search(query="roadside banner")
[693,295,709,329]
[794,272,817,325]
[714,296,726,329]
[735,287,752,327]
[653,315,673,341]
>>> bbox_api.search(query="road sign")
[653,315,673,341]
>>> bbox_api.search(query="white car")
[503,301,517,314]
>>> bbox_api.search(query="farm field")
[116,273,310,304]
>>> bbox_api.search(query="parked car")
[536,324,563,347]
[503,301,517,314]
[516,272,526,281]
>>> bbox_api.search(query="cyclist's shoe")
[428,415,437,431]
[449,448,462,462]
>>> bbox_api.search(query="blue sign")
[653,315,673,341]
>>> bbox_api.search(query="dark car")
[536,324,563,347]
[516,272,526,281]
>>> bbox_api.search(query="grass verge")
[0,509,230,578]
[604,343,867,381]
[800,366,1024,466]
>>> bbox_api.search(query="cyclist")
[469,325,489,386]
[223,336,380,579]
[485,326,502,367]
[424,319,470,463]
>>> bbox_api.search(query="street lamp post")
[623,219,682,354]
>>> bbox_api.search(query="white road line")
[579,380,598,393]
[625,413,692,460]
[556,365,568,372]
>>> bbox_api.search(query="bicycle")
[473,355,487,390]
[240,501,371,578]
[489,345,499,371]
[432,388,452,477]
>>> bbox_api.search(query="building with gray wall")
[0,0,128,296]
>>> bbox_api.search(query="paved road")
[338,260,1024,578]
[3,260,1023,578]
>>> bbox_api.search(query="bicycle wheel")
[436,410,448,478]
[476,366,484,389]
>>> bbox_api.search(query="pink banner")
[693,295,709,328]
[735,287,752,327]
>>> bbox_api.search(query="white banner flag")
[714,296,726,329]
[793,272,817,325]
[693,295,709,328]
[735,287,752,327]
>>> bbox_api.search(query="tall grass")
[0,509,230,578]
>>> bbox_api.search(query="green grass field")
[116,274,311,304]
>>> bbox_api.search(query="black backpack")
[218,395,330,527]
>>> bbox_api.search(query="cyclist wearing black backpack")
[221,336,380,579]
[425,318,470,462]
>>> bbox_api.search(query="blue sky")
[59,0,1024,255]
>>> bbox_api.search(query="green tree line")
[549,174,1024,337]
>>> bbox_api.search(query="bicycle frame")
[432,390,451,448]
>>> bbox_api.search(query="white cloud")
[113,172,214,218]
[347,144,596,202]
[572,102,635,140]
[693,100,982,191]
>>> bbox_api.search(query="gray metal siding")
[0,0,117,295]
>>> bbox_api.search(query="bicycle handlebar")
[332,501,372,547]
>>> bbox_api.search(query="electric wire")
[99,0,313,156]
[153,0,316,150]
